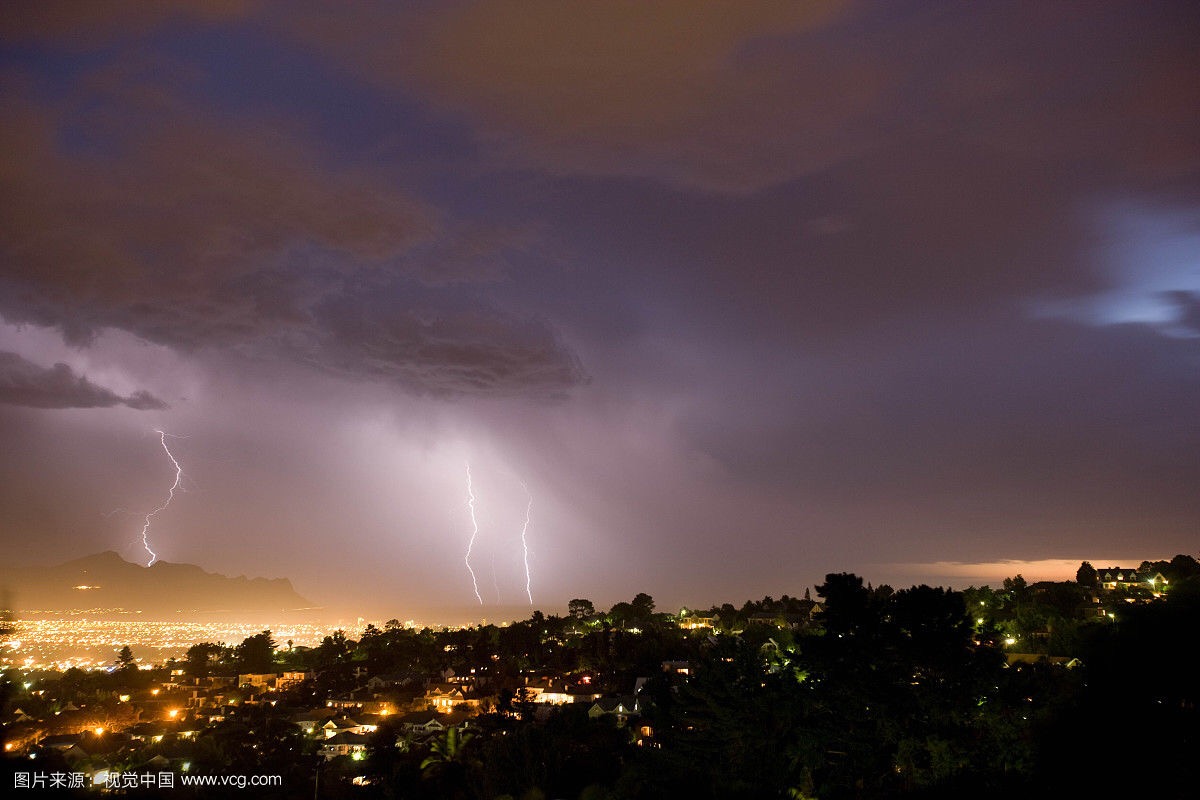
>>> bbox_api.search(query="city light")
[0,619,331,671]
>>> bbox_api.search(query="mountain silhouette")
[0,551,314,618]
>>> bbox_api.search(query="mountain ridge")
[0,551,315,619]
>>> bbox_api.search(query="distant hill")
[0,551,314,618]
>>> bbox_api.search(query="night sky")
[2,2,1197,620]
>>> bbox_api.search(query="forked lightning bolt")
[519,482,533,605]
[139,430,183,566]
[464,463,483,604]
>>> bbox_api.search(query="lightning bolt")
[464,463,483,605]
[139,430,183,567]
[519,481,533,605]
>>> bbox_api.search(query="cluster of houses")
[4,656,682,774]
[1074,565,1169,619]
[303,669,657,761]
[1094,566,1167,595]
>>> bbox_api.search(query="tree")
[815,573,871,635]
[1076,561,1098,587]
[115,645,137,672]
[1003,573,1030,608]
[1168,554,1200,582]
[631,592,656,619]
[568,599,595,620]
[421,727,478,798]
[235,630,276,674]
[185,642,226,678]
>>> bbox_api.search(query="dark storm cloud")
[0,0,256,43]
[1162,291,1200,337]
[0,351,168,410]
[1,1,1197,610]
[14,1,1200,196]
[261,0,1200,349]
[0,57,585,396]
[305,294,585,397]
[270,1,1200,194]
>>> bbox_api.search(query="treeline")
[346,570,1200,799]
[23,558,1199,798]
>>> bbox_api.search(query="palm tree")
[420,727,477,797]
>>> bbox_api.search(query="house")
[396,710,472,739]
[423,683,477,711]
[326,692,386,712]
[291,709,331,735]
[396,710,448,738]
[1005,654,1082,668]
[38,733,83,752]
[315,715,379,739]
[366,672,420,692]
[516,677,598,705]
[1076,594,1107,619]
[587,697,639,726]
[6,708,36,724]
[319,732,369,761]
[1097,567,1163,592]
[127,722,169,743]
[276,670,310,690]
[238,673,277,689]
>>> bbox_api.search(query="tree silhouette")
[115,645,137,672]
[235,630,276,673]
[568,598,596,619]
[421,727,478,798]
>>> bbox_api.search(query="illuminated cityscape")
[2,619,332,672]
[2,558,1197,796]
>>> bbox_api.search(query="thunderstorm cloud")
[0,1,1196,612]
[0,351,168,410]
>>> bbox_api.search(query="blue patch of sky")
[1031,203,1200,336]
[159,26,477,182]
[159,23,568,268]
[1,44,129,159]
